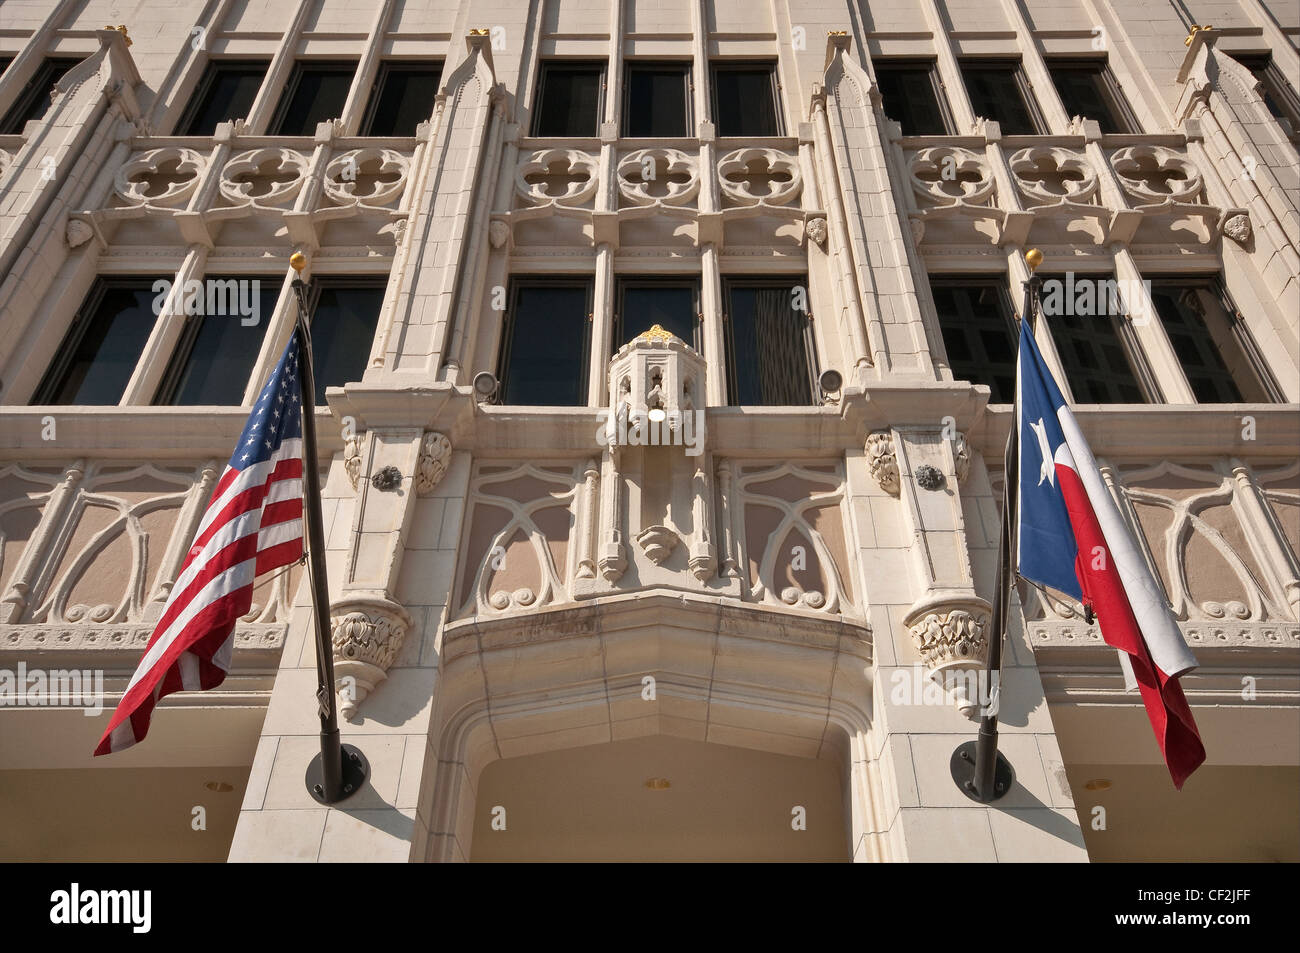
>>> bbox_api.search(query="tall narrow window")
[1039,273,1150,403]
[31,279,160,405]
[1048,60,1139,134]
[176,60,268,135]
[623,63,691,137]
[873,60,953,136]
[1226,52,1300,138]
[724,279,816,406]
[960,60,1045,135]
[532,62,604,137]
[0,57,14,78]
[154,279,281,405]
[931,278,1018,402]
[268,61,357,136]
[1150,278,1280,403]
[498,279,593,405]
[0,57,82,134]
[306,279,386,404]
[711,63,783,137]
[615,280,700,351]
[361,62,442,137]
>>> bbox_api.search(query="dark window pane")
[0,58,13,78]
[269,61,357,136]
[726,281,814,405]
[363,63,441,137]
[1049,62,1134,134]
[617,283,698,351]
[713,65,782,137]
[156,279,280,405]
[0,57,80,134]
[1039,273,1145,403]
[309,282,385,404]
[178,60,268,135]
[33,281,159,405]
[932,279,1018,403]
[624,64,690,137]
[499,282,591,405]
[961,62,1040,135]
[1150,281,1273,403]
[533,63,603,137]
[874,61,950,136]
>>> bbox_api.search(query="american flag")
[95,331,306,755]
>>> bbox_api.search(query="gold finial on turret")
[104,24,132,46]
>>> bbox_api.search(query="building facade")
[0,0,1296,862]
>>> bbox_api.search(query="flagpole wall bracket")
[950,741,1015,803]
[306,742,369,805]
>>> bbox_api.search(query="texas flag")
[1016,322,1205,788]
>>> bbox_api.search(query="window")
[931,278,1018,402]
[1150,278,1280,403]
[268,61,357,136]
[532,62,605,137]
[361,62,442,137]
[1048,59,1139,135]
[615,280,700,351]
[873,60,953,136]
[0,57,82,134]
[1039,273,1149,403]
[176,60,268,135]
[623,63,691,137]
[32,279,160,405]
[498,279,593,405]
[1226,52,1300,138]
[960,60,1045,135]
[153,279,281,405]
[724,279,816,405]
[0,57,13,78]
[305,279,386,404]
[711,63,783,137]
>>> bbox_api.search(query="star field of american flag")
[96,331,307,755]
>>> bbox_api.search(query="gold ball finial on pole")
[1025,248,1043,272]
[290,252,307,272]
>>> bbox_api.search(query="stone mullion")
[0,460,85,624]
[1229,460,1300,621]
[590,244,616,405]
[1111,245,1198,404]
[918,0,976,131]
[117,248,208,405]
[338,0,399,137]
[243,0,317,135]
[996,0,1072,133]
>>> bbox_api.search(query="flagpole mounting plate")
[950,741,1015,803]
[306,743,369,805]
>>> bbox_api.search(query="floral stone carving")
[903,593,993,716]
[330,596,413,719]
[866,431,899,496]
[416,432,452,496]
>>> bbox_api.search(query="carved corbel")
[903,591,993,717]
[415,431,452,495]
[866,431,900,495]
[330,594,413,720]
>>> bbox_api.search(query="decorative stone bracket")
[903,591,992,717]
[330,594,413,719]
[865,431,899,495]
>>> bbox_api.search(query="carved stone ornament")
[952,432,971,485]
[416,431,452,496]
[488,218,510,248]
[636,525,679,564]
[371,465,402,491]
[804,216,828,247]
[343,431,363,491]
[1222,212,1251,244]
[65,218,94,248]
[330,596,413,719]
[903,592,993,717]
[865,431,900,496]
[915,464,944,491]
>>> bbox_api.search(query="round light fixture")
[648,408,667,423]
[644,777,671,790]
[819,368,843,394]
[472,371,499,402]
[1084,778,1112,792]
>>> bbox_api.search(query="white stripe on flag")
[1055,405,1198,677]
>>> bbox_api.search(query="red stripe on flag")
[1055,463,1206,788]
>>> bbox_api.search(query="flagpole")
[951,248,1043,803]
[289,252,369,805]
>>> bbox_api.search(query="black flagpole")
[289,252,368,805]
[951,248,1042,802]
